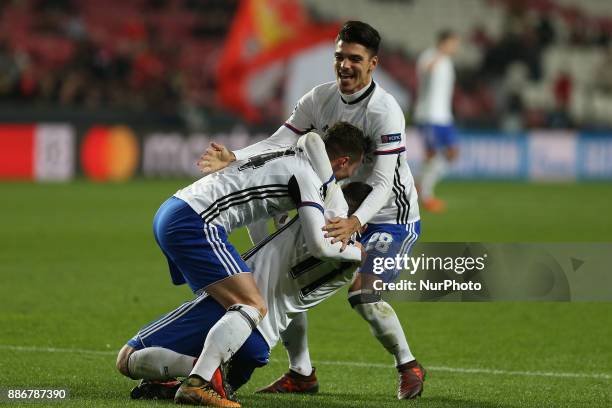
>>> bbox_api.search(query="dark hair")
[342,182,373,216]
[437,29,457,45]
[324,122,366,164]
[336,21,381,56]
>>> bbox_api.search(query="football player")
[117,122,366,406]
[199,21,425,399]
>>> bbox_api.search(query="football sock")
[353,301,415,366]
[127,347,195,380]
[281,312,313,376]
[420,154,447,200]
[190,304,263,381]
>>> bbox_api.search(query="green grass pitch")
[1,180,611,407]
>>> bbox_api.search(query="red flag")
[217,0,339,122]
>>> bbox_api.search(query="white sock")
[281,312,313,376]
[190,304,262,381]
[354,301,415,366]
[127,347,195,380]
[420,154,447,200]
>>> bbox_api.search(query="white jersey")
[242,216,356,348]
[414,47,455,125]
[175,147,324,233]
[234,80,420,225]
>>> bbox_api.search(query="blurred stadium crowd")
[1,0,612,129]
[0,0,238,114]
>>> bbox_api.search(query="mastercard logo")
[81,126,139,181]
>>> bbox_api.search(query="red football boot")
[397,360,426,399]
[256,368,319,394]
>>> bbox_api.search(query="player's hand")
[323,215,362,249]
[197,142,236,174]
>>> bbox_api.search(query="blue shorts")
[418,123,457,151]
[358,221,421,282]
[153,197,250,293]
[127,295,269,390]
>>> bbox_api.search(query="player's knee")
[116,345,135,378]
[347,290,381,309]
[228,303,266,328]
[256,305,267,319]
[249,296,267,318]
[288,313,308,335]
[230,291,267,318]
[246,299,267,319]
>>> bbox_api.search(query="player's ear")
[369,55,378,72]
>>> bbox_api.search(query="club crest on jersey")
[380,133,402,143]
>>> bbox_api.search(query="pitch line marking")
[0,344,609,381]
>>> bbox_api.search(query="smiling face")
[334,40,378,94]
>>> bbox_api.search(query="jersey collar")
[339,81,375,105]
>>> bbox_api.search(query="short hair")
[437,29,457,45]
[342,182,373,216]
[336,21,381,56]
[324,122,366,164]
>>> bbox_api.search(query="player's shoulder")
[309,81,338,99]
[417,47,436,63]
[297,82,337,109]
[291,148,317,171]
[366,83,404,122]
[292,149,323,182]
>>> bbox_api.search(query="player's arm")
[422,53,443,72]
[324,153,398,243]
[326,107,405,243]
[298,205,362,262]
[298,132,349,219]
[418,49,442,73]
[289,169,361,263]
[351,151,399,225]
[197,125,297,173]
[198,90,316,174]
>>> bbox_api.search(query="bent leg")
[225,328,270,391]
[348,275,415,366]
[116,345,136,378]
[280,312,313,376]
[121,295,268,384]
[153,197,267,383]
[352,223,421,366]
[128,347,195,380]
[190,273,266,382]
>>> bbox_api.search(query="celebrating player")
[115,182,376,404]
[122,122,365,406]
[415,30,460,213]
[199,21,425,400]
